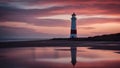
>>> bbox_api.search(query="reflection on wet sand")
[71,46,77,66]
[0,46,120,68]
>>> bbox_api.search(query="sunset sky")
[0,0,120,39]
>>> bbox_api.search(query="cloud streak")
[0,0,120,39]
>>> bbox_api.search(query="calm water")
[0,38,47,42]
[0,47,120,68]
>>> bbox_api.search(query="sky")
[0,0,120,39]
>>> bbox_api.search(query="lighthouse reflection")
[1,47,120,68]
[33,47,77,66]
[71,46,77,66]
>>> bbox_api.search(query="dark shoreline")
[0,32,120,49]
[0,40,120,52]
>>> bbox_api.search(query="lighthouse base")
[70,34,77,38]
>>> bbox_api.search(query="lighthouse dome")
[72,13,76,16]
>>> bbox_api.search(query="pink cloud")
[0,0,120,38]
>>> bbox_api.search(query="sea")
[0,38,48,42]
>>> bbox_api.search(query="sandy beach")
[0,40,120,51]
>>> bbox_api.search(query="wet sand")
[0,40,120,51]
[0,47,120,68]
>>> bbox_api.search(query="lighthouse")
[70,13,77,38]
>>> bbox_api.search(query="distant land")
[0,33,120,48]
[52,33,120,41]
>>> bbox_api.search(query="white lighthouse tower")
[70,13,77,38]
